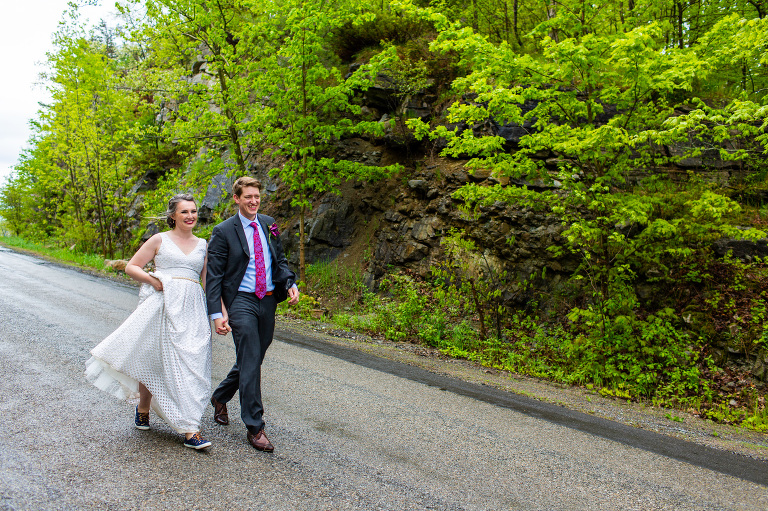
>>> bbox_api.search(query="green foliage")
[0,174,36,238]
[677,255,768,360]
[279,257,368,321]
[665,413,684,423]
[123,0,254,174]
[331,4,435,59]
[305,258,366,303]
[0,236,112,269]
[325,267,728,425]
[2,5,155,257]
[397,0,768,428]
[433,229,513,341]
[332,271,480,349]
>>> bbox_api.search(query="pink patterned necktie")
[250,221,268,299]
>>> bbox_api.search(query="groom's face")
[234,186,261,220]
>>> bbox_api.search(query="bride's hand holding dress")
[125,235,164,292]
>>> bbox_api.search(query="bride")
[85,194,215,449]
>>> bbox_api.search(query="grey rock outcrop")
[274,150,576,305]
[199,172,233,222]
[282,195,360,264]
[713,237,768,263]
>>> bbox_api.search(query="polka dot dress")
[85,233,212,434]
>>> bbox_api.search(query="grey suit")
[206,213,296,433]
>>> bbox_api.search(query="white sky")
[0,0,117,185]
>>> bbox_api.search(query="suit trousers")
[212,291,277,434]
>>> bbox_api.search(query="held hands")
[213,300,231,336]
[214,316,232,336]
[213,290,296,335]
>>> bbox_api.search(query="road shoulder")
[276,316,768,465]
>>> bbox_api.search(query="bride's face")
[173,200,198,230]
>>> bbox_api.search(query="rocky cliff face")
[264,142,768,380]
[257,142,574,307]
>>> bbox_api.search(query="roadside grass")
[0,236,110,270]
[305,258,366,303]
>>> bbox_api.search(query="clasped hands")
[214,316,232,336]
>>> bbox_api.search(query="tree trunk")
[750,0,765,19]
[298,28,309,287]
[299,203,306,285]
[547,0,559,43]
[216,68,247,175]
[513,0,523,47]
[619,1,625,26]
[742,61,748,91]
[469,278,487,342]
[504,2,510,44]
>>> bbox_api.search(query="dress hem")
[85,355,201,435]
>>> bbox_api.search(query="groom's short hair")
[233,176,262,197]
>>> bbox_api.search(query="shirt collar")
[239,212,260,230]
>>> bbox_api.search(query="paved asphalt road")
[0,246,766,510]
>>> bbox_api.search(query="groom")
[205,176,299,452]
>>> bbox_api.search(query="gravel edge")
[276,316,768,463]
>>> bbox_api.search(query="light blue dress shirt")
[237,212,274,293]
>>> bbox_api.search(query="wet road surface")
[0,246,766,510]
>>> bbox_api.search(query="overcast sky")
[0,1,117,185]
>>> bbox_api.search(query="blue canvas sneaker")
[184,432,212,450]
[134,406,150,430]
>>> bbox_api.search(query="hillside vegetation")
[2,0,768,429]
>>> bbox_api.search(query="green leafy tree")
[0,173,32,237]
[405,0,767,390]
[125,0,273,176]
[250,3,401,284]
[0,5,154,256]
[37,13,144,255]
[434,230,510,342]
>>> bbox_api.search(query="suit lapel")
[233,215,249,257]
[258,214,276,262]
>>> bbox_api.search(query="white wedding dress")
[85,232,212,434]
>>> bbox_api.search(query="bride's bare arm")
[125,234,163,291]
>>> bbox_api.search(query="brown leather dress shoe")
[247,429,274,452]
[211,396,229,425]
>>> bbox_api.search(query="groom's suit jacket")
[206,213,296,315]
